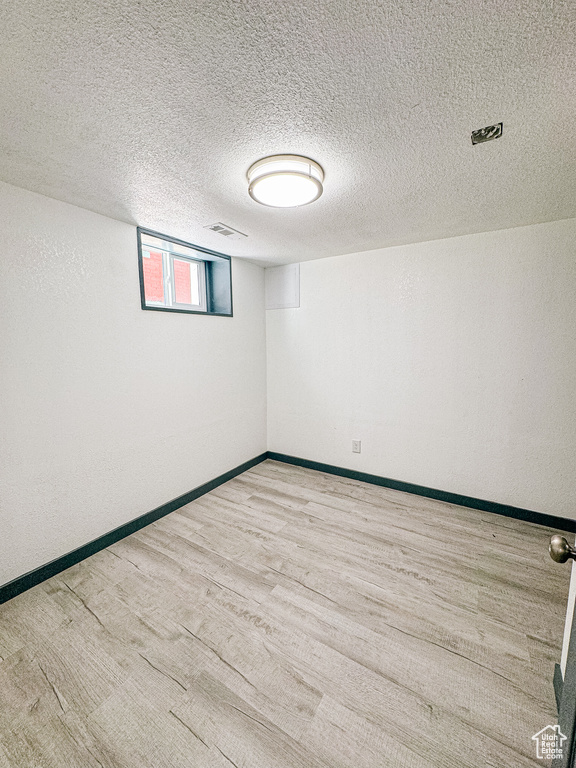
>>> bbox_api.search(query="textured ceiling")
[1,0,575,265]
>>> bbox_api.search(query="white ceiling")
[1,0,575,266]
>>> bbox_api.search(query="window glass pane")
[173,258,200,305]
[190,263,200,305]
[142,249,164,303]
[141,232,215,262]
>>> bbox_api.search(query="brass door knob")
[549,535,576,564]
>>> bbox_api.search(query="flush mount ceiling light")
[247,154,324,208]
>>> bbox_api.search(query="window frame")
[168,254,207,312]
[137,227,233,317]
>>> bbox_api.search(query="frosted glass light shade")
[247,155,324,208]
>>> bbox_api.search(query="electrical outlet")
[352,440,361,454]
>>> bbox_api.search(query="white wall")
[0,181,267,586]
[267,218,576,518]
[3,178,575,590]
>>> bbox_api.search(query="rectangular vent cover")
[204,222,248,241]
[471,122,503,145]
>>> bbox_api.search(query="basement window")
[137,227,232,316]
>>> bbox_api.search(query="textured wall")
[0,181,267,586]
[267,218,576,517]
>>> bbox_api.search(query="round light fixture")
[247,154,324,208]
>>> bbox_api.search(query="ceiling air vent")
[204,222,248,241]
[471,122,503,145]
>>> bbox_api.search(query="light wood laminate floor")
[0,460,571,767]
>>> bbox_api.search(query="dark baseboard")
[0,453,268,606]
[3,449,574,607]
[554,663,564,713]
[267,452,576,533]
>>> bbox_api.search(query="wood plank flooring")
[0,459,571,767]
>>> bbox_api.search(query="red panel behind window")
[174,259,192,304]
[142,250,164,303]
